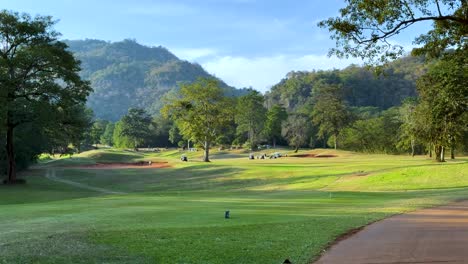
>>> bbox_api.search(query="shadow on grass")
[0,170,104,205]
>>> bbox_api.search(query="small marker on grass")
[225,210,230,219]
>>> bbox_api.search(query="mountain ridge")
[65,39,247,121]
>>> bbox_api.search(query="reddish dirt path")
[66,162,171,169]
[292,154,337,158]
[314,200,468,264]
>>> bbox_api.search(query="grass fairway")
[0,149,467,264]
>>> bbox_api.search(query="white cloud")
[172,48,218,61]
[202,54,362,92]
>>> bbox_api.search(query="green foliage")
[100,123,115,146]
[119,108,152,149]
[0,10,92,180]
[397,98,420,155]
[266,56,424,112]
[312,82,350,149]
[339,108,402,153]
[318,0,468,65]
[281,114,312,151]
[235,90,267,149]
[146,116,174,148]
[90,120,109,146]
[112,121,134,149]
[168,124,183,145]
[162,78,234,161]
[264,105,288,147]
[414,51,468,161]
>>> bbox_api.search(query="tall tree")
[312,82,350,149]
[281,114,312,153]
[90,120,109,147]
[161,78,233,162]
[264,105,288,148]
[100,122,115,146]
[119,108,152,150]
[319,0,468,65]
[415,51,468,161]
[0,11,91,183]
[235,90,267,150]
[397,98,419,156]
[168,124,184,147]
[112,121,134,149]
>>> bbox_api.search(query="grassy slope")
[0,148,467,264]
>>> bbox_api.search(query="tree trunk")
[334,134,337,150]
[6,124,16,183]
[203,141,210,162]
[428,143,432,158]
[441,146,445,162]
[249,125,254,151]
[410,138,415,157]
[451,147,455,159]
[434,145,442,162]
[272,138,276,149]
[294,145,299,153]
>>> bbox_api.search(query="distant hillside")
[66,39,246,121]
[265,56,427,111]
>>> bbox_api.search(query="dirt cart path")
[315,200,468,264]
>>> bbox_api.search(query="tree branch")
[356,15,467,44]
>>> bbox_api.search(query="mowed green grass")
[0,149,467,264]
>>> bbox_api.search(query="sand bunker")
[292,154,337,158]
[68,161,171,169]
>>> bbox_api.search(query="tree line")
[90,50,467,162]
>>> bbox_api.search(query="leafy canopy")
[414,50,468,153]
[119,108,153,148]
[264,105,288,146]
[281,114,312,152]
[312,81,350,147]
[161,78,233,161]
[0,10,92,180]
[235,90,267,148]
[319,0,468,64]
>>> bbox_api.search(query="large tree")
[0,11,91,183]
[161,78,233,162]
[235,90,267,150]
[397,98,420,156]
[119,108,152,150]
[100,122,115,146]
[281,114,312,153]
[264,105,288,148]
[312,82,350,149]
[319,0,468,64]
[415,51,468,162]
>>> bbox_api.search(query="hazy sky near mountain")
[1,0,431,92]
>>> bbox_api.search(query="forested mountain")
[265,56,427,111]
[66,39,246,121]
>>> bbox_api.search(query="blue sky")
[1,0,431,92]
